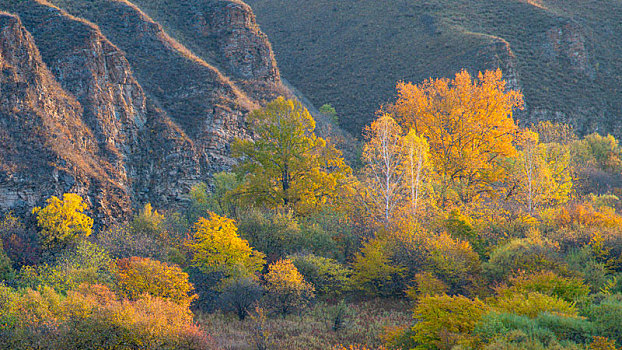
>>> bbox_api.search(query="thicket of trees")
[2,69,622,349]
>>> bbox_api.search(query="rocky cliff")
[0,0,290,223]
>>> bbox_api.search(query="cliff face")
[0,11,130,223]
[0,0,289,222]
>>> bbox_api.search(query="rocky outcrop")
[542,22,595,78]
[0,11,130,223]
[0,0,292,224]
[128,0,290,102]
[199,0,280,83]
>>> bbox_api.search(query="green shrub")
[583,294,622,345]
[290,253,351,297]
[475,311,594,347]
[505,271,590,303]
[17,241,113,293]
[484,232,561,281]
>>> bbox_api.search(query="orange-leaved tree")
[392,69,523,203]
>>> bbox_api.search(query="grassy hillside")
[246,0,622,136]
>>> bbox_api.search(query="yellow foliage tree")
[186,213,265,280]
[114,257,197,308]
[505,129,573,212]
[403,130,432,219]
[32,193,93,248]
[392,69,524,202]
[232,97,353,215]
[263,259,314,316]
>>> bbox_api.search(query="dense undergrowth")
[3,71,622,349]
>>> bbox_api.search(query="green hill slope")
[246,0,622,136]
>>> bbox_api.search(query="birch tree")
[361,113,407,223]
[403,130,431,218]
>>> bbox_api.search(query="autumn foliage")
[393,69,523,201]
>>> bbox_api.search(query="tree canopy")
[232,97,353,215]
[32,193,93,249]
[392,69,524,202]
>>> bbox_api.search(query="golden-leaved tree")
[392,69,524,203]
[186,213,265,282]
[32,193,93,249]
[232,97,353,215]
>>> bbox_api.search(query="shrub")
[476,312,590,349]
[351,238,405,297]
[405,272,449,301]
[0,284,212,350]
[131,203,166,238]
[493,291,578,318]
[263,259,314,316]
[424,232,482,296]
[17,241,113,293]
[589,336,618,350]
[218,277,264,320]
[114,257,197,308]
[290,253,351,298]
[0,243,13,283]
[95,224,166,260]
[411,294,488,349]
[505,271,591,303]
[583,294,622,345]
[0,213,41,268]
[484,231,561,281]
[32,193,93,250]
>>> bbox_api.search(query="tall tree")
[232,97,353,215]
[361,113,407,223]
[403,130,431,219]
[392,69,524,202]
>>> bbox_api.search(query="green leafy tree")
[32,193,93,249]
[319,103,338,123]
[351,237,405,296]
[290,253,351,297]
[186,213,266,281]
[232,97,353,215]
